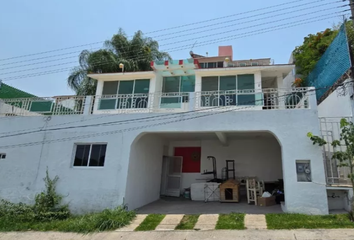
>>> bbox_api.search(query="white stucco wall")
[125,134,163,210]
[318,90,353,118]
[200,138,282,182]
[0,106,328,214]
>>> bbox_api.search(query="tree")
[67,29,171,95]
[293,21,354,86]
[308,118,354,218]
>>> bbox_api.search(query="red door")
[174,147,201,173]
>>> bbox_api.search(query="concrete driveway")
[1,229,354,240]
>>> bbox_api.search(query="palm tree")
[67,29,171,95]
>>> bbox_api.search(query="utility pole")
[350,0,354,25]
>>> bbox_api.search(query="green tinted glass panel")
[99,99,116,110]
[163,77,180,92]
[134,79,150,93]
[181,76,195,92]
[237,74,254,90]
[30,101,52,112]
[160,97,182,108]
[237,94,255,105]
[255,93,263,106]
[220,76,236,90]
[201,77,218,91]
[118,81,134,94]
[102,81,118,95]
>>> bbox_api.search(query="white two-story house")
[0,46,330,215]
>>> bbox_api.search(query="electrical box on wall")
[296,160,311,182]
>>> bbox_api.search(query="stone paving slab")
[116,214,148,231]
[194,214,219,230]
[244,214,267,230]
[155,214,184,231]
[4,229,354,240]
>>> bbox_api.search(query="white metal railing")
[0,88,313,117]
[0,96,88,116]
[195,88,310,109]
[319,117,352,186]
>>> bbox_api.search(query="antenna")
[190,41,198,52]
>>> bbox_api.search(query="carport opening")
[126,131,284,214]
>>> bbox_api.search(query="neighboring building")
[0,46,334,215]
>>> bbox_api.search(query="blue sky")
[0,0,346,96]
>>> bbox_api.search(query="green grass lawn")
[175,215,199,230]
[266,214,354,229]
[0,207,136,233]
[135,214,165,231]
[215,213,245,230]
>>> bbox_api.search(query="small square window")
[0,154,6,159]
[73,144,107,167]
[296,160,311,182]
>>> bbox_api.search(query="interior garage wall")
[168,141,205,193]
[125,134,164,210]
[168,135,282,193]
[201,137,282,182]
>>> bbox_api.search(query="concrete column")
[189,92,196,111]
[95,80,104,96]
[276,73,284,89]
[308,87,317,110]
[276,74,286,109]
[83,96,93,115]
[195,74,202,92]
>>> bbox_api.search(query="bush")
[0,169,70,223]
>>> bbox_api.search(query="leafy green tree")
[293,21,354,85]
[308,118,354,218]
[68,29,171,95]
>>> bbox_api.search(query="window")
[99,79,150,110]
[199,62,223,68]
[0,153,6,159]
[251,62,259,66]
[201,74,256,107]
[239,63,247,67]
[161,76,195,108]
[73,144,107,167]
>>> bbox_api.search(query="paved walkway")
[117,214,147,231]
[2,229,354,240]
[244,214,267,229]
[155,214,184,231]
[194,214,219,230]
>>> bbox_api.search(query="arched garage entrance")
[125,131,284,214]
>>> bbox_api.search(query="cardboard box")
[257,196,276,207]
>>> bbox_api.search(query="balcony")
[0,88,314,117]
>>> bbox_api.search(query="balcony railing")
[0,88,314,117]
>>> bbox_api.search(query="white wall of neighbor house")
[318,89,353,118]
[0,101,328,214]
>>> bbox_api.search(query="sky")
[0,0,347,96]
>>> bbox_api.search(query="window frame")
[160,75,195,108]
[72,143,107,168]
[100,79,150,110]
[200,74,257,106]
